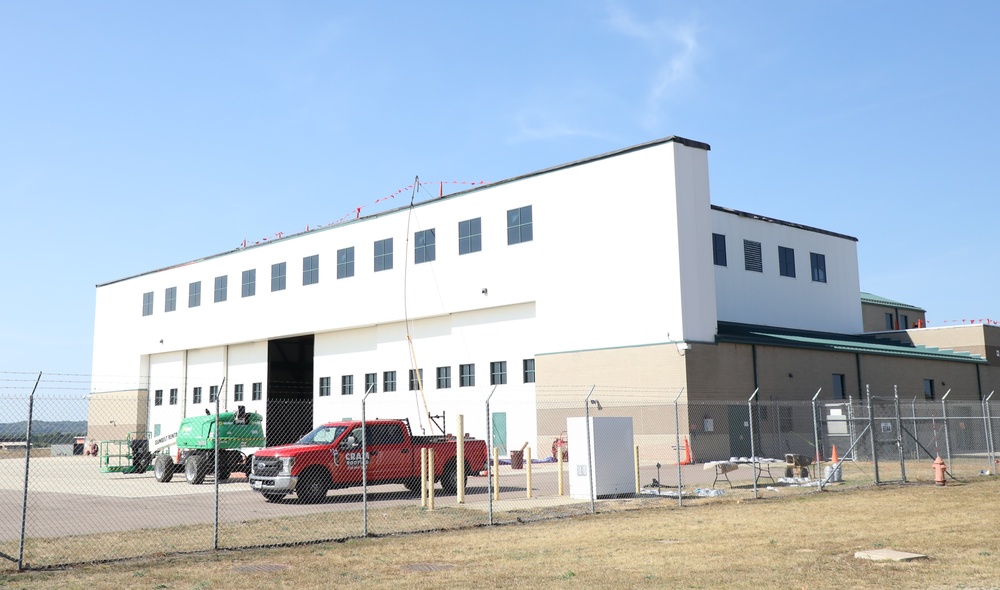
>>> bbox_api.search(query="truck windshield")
[297,425,348,445]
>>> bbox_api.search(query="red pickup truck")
[248,418,489,503]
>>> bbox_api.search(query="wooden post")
[634,445,640,495]
[420,447,428,507]
[492,447,500,501]
[427,448,435,511]
[558,445,564,496]
[456,414,465,504]
[526,447,532,499]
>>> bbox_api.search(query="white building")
[93,136,983,459]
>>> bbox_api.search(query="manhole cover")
[401,563,455,572]
[231,564,290,573]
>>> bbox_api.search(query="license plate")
[253,480,262,489]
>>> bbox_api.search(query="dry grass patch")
[2,477,998,589]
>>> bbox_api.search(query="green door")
[491,412,507,456]
[727,405,752,458]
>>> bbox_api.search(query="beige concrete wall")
[862,302,926,332]
[87,390,149,443]
[858,354,982,401]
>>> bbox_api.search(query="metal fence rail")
[1,374,997,571]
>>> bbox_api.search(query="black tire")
[185,456,208,485]
[217,466,231,481]
[403,477,422,493]
[262,493,285,503]
[440,461,466,495]
[242,454,254,476]
[297,470,329,503]
[154,454,174,483]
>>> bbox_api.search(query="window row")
[712,234,827,283]
[142,205,533,316]
[319,359,536,396]
[152,382,263,406]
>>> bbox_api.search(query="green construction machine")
[152,406,266,485]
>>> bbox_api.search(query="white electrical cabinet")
[567,416,635,500]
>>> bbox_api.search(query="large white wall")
[711,208,862,333]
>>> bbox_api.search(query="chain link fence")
[2,375,997,571]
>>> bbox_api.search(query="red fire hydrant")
[933,455,947,486]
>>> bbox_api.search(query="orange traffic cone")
[680,437,692,465]
[830,445,839,463]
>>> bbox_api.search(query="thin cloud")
[507,110,610,144]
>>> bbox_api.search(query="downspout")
[751,344,759,389]
[976,363,983,401]
[855,353,863,402]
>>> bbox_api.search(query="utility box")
[567,416,635,500]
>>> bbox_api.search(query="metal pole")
[866,386,880,484]
[584,385,596,514]
[985,391,996,475]
[912,397,918,461]
[213,377,224,551]
[456,414,465,504]
[748,388,759,499]
[17,372,41,571]
[673,388,684,507]
[362,383,373,537]
[485,385,496,525]
[941,389,953,474]
[894,386,906,482]
[812,389,823,491]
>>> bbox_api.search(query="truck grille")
[253,457,282,477]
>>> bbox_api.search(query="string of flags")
[237,179,490,250]
[940,319,999,325]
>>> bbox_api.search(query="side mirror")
[341,435,358,449]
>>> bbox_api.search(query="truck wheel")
[262,493,285,503]
[154,454,174,483]
[185,456,208,485]
[297,470,329,503]
[440,461,465,495]
[403,477,422,493]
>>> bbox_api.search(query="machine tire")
[297,470,330,503]
[403,477,422,493]
[262,493,285,503]
[154,454,174,483]
[440,461,465,495]
[185,455,208,485]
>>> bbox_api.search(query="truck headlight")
[279,456,295,476]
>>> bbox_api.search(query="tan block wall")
[862,303,926,332]
[87,390,149,443]
[858,355,981,401]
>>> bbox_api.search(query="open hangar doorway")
[266,335,314,447]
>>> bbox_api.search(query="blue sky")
[2,2,998,394]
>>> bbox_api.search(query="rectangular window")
[165,287,177,312]
[712,233,727,267]
[924,378,935,400]
[252,382,262,401]
[832,374,845,400]
[319,376,331,397]
[459,218,482,255]
[303,254,319,285]
[901,314,910,329]
[214,275,228,303]
[234,384,244,402]
[523,359,536,384]
[365,373,378,394]
[374,238,393,272]
[744,240,763,272]
[415,229,436,264]
[490,361,507,385]
[885,313,895,330]
[154,389,163,406]
[460,364,475,387]
[209,385,219,403]
[810,252,827,283]
[337,247,354,279]
[271,262,286,292]
[193,386,202,404]
[383,371,397,393]
[189,281,201,308]
[778,246,796,278]
[341,375,353,396]
[169,388,178,405]
[409,369,423,391]
[507,205,533,245]
[242,269,256,297]
[142,292,154,316]
[437,366,451,389]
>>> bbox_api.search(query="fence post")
[213,377,224,551]
[866,385,880,484]
[673,388,684,507]
[585,385,596,514]
[894,386,906,483]
[456,413,465,504]
[912,397,919,460]
[984,391,996,475]
[17,372,41,572]
[485,385,496,524]
[812,389,823,491]
[362,383,374,537]
[748,388,759,500]
[941,389,953,475]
